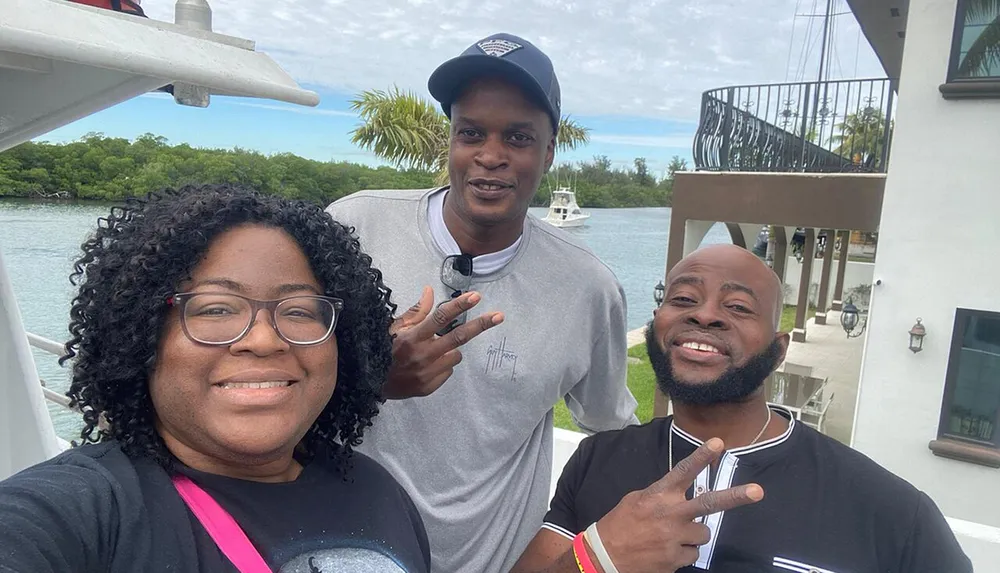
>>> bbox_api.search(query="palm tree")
[350,87,590,183]
[957,0,1000,78]
[349,87,450,173]
[830,107,892,167]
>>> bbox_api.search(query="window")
[931,308,1000,467]
[940,0,1000,98]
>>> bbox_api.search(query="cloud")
[141,0,885,122]
[218,101,356,117]
[589,134,693,148]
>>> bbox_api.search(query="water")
[0,200,730,441]
[527,207,730,326]
[1,200,113,441]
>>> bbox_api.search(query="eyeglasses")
[167,292,344,346]
[437,254,474,336]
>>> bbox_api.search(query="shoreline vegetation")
[0,133,687,208]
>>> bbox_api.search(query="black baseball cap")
[428,32,561,133]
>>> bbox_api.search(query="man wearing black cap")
[326,33,638,572]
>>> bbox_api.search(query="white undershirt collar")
[427,187,522,276]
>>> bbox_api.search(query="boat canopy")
[0,0,319,153]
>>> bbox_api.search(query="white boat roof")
[0,0,320,152]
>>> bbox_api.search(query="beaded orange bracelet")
[572,532,600,573]
[573,549,586,573]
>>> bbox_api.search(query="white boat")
[540,187,590,228]
[0,0,318,481]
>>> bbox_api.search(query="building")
[657,0,1000,564]
[849,0,1000,564]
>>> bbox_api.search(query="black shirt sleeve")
[897,492,973,573]
[397,482,432,571]
[0,460,121,573]
[541,437,594,538]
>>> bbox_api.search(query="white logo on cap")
[477,39,523,58]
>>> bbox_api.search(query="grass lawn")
[779,303,815,334]
[553,304,813,431]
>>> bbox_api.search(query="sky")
[42,0,886,179]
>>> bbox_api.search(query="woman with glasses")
[0,184,430,572]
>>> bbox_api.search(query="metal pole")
[25,332,67,357]
[173,0,213,108]
[809,0,835,144]
[721,88,735,170]
[816,0,834,85]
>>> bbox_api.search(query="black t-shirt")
[543,408,972,573]
[0,441,430,572]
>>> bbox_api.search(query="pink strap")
[171,474,272,573]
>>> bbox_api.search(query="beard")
[645,320,784,406]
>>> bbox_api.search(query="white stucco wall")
[550,428,585,501]
[852,0,1000,555]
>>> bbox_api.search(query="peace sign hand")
[591,439,764,572]
[382,286,504,399]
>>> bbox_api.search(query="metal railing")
[25,332,77,413]
[693,78,897,173]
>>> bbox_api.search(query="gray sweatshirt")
[326,188,638,573]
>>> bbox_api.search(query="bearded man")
[513,244,971,573]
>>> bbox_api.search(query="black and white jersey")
[542,407,972,572]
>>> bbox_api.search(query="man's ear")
[775,332,791,365]
[543,135,555,173]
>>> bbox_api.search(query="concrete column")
[664,214,687,278]
[831,229,851,310]
[771,225,788,285]
[665,219,715,275]
[814,229,836,325]
[726,223,746,248]
[792,229,816,343]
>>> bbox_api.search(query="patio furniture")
[801,392,835,433]
[765,371,828,420]
[783,362,814,377]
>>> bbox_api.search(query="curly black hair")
[61,183,396,473]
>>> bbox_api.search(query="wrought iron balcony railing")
[693,78,897,173]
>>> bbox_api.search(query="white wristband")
[584,522,620,573]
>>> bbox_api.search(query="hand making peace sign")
[588,439,765,572]
[382,286,504,399]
